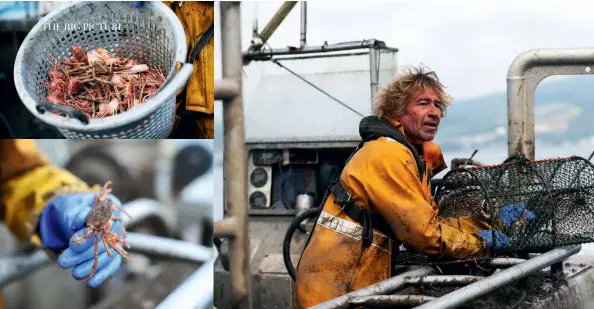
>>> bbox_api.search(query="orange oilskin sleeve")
[0,140,98,248]
[164,1,214,138]
[343,138,488,259]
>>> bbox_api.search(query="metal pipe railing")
[0,250,49,288]
[271,51,370,61]
[350,295,436,307]
[369,47,379,103]
[0,200,205,287]
[311,266,436,309]
[155,257,214,309]
[507,48,594,160]
[123,198,175,237]
[215,79,240,102]
[300,1,307,49]
[244,39,396,60]
[311,250,574,309]
[125,233,212,264]
[484,257,526,267]
[213,216,237,238]
[404,275,482,286]
[215,2,251,309]
[414,246,582,309]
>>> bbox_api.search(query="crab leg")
[72,227,94,244]
[109,241,134,263]
[115,205,131,219]
[83,232,100,282]
[101,230,113,257]
[112,215,128,239]
[44,46,165,119]
[98,181,112,201]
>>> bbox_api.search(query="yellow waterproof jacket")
[295,119,490,308]
[165,1,215,138]
[0,140,95,247]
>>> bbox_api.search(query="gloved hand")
[39,193,127,288]
[479,230,510,248]
[498,202,536,228]
[133,1,143,8]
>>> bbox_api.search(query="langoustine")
[44,45,166,119]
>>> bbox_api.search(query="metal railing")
[214,2,399,308]
[311,247,582,309]
[414,247,581,309]
[213,2,251,309]
[156,256,215,309]
[507,48,594,160]
[0,199,213,307]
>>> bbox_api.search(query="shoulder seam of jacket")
[366,136,423,177]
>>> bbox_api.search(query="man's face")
[397,89,443,142]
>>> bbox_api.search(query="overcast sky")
[214,0,594,147]
[216,0,594,100]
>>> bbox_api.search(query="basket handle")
[159,62,194,97]
[36,100,90,125]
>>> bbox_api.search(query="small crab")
[72,181,134,282]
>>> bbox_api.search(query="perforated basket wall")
[436,155,594,254]
[14,2,183,138]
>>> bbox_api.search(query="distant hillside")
[434,76,594,152]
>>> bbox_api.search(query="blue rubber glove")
[498,202,536,228]
[133,1,143,8]
[479,230,510,248]
[39,193,127,288]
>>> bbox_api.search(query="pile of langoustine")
[44,45,166,119]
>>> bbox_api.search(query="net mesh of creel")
[393,155,594,266]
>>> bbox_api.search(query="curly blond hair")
[372,66,452,119]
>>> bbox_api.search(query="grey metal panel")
[245,138,361,151]
[245,53,397,141]
[257,274,295,309]
[246,136,362,144]
[245,70,370,140]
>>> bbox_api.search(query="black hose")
[283,207,322,281]
[277,160,292,209]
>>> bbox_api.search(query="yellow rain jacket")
[295,118,491,308]
[165,1,215,139]
[0,140,100,245]
[0,140,102,309]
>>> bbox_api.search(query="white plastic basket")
[14,1,193,139]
